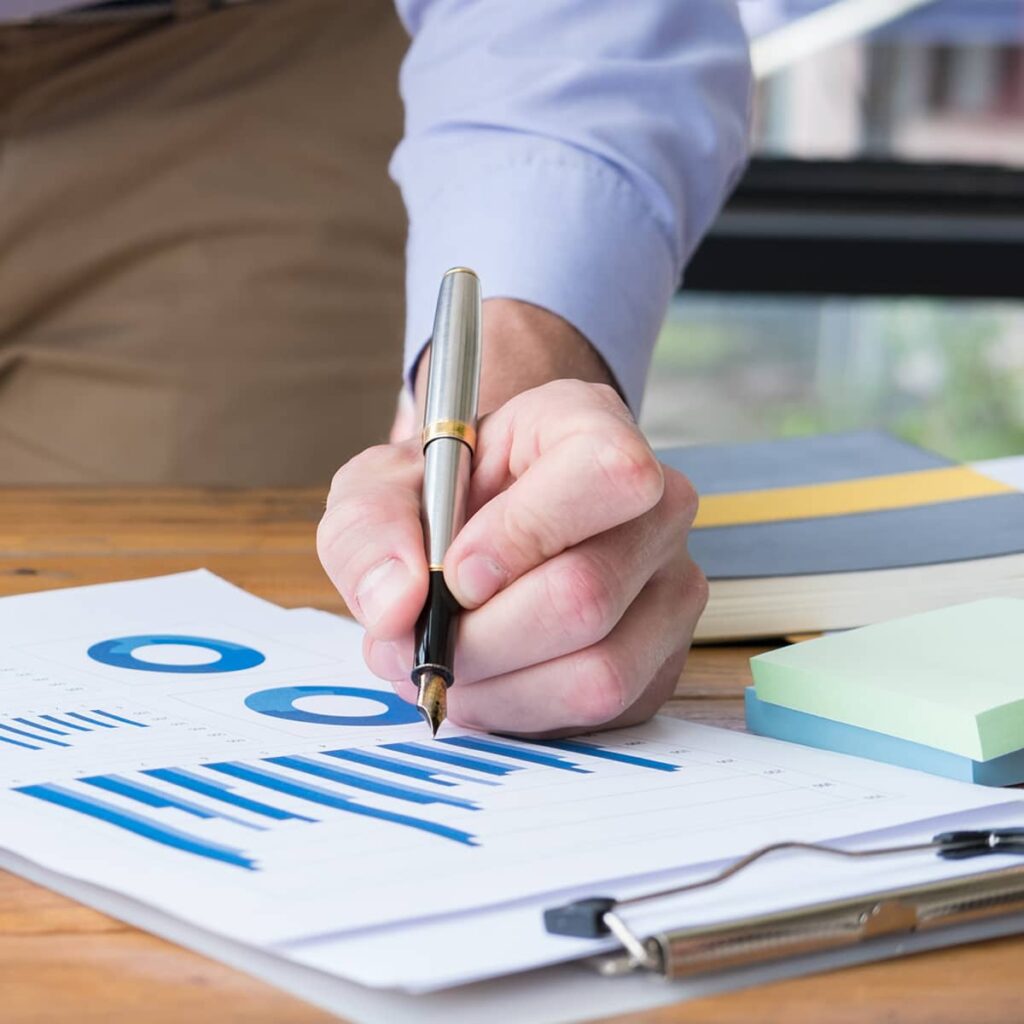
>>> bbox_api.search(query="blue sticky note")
[744,688,1024,786]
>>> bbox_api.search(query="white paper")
[0,572,1017,997]
[972,455,1024,492]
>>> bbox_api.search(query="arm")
[318,1,751,735]
[392,0,751,413]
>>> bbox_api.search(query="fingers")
[389,557,707,736]
[363,465,699,685]
[444,380,665,609]
[316,441,428,640]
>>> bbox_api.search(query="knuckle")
[500,495,563,564]
[689,565,710,615]
[662,467,700,526]
[316,498,374,581]
[569,647,629,726]
[328,442,419,503]
[588,381,627,413]
[597,433,665,511]
[546,554,619,644]
[663,558,709,620]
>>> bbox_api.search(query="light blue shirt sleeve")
[392,1,752,413]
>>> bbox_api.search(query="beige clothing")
[0,0,407,485]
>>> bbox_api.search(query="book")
[657,432,1024,641]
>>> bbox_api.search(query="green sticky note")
[750,599,1024,761]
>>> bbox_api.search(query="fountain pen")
[411,267,483,736]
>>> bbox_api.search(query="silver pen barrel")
[420,267,482,568]
[413,267,482,735]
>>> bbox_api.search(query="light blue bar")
[537,739,680,772]
[324,748,458,787]
[382,742,520,777]
[92,709,148,728]
[0,723,69,748]
[144,767,316,822]
[81,774,265,830]
[14,717,67,736]
[0,734,40,751]
[42,715,90,732]
[15,783,256,870]
[207,761,478,846]
[68,711,115,729]
[266,755,478,810]
[744,688,1024,786]
[441,736,591,773]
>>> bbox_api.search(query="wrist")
[413,298,616,417]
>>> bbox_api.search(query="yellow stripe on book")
[693,466,1015,529]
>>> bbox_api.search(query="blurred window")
[743,0,1024,166]
[643,294,1024,461]
[646,1,1024,459]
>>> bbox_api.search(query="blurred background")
[641,0,1024,461]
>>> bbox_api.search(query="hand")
[317,374,707,737]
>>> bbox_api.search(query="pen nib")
[416,673,448,738]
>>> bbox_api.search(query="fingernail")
[456,554,506,607]
[355,558,409,628]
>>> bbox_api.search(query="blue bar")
[441,736,592,773]
[68,712,115,729]
[81,774,265,830]
[15,784,256,870]
[14,717,67,736]
[324,748,458,787]
[267,755,478,810]
[42,715,90,732]
[537,739,680,772]
[207,762,478,846]
[382,742,520,777]
[143,768,316,822]
[0,734,40,751]
[0,723,69,748]
[92,709,148,728]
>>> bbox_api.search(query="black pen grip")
[411,569,461,687]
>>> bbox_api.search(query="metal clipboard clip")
[543,828,1024,979]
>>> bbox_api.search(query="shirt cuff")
[397,140,679,415]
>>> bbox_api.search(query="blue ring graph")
[88,635,265,674]
[245,685,421,727]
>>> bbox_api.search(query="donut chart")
[87,635,266,674]
[244,685,421,727]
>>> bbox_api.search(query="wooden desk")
[1,488,1020,1023]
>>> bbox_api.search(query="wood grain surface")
[0,487,1019,1023]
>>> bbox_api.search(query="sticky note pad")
[744,688,1024,786]
[750,599,1024,761]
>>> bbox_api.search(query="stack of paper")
[747,599,1024,784]
[0,571,1020,1023]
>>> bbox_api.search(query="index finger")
[444,380,665,609]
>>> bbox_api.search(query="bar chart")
[14,735,681,868]
[0,708,148,752]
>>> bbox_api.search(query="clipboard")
[543,828,1024,980]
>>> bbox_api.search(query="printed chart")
[0,574,1011,947]
[15,735,682,867]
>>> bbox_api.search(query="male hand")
[317,301,707,736]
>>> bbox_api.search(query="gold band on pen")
[428,563,444,571]
[422,419,476,451]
